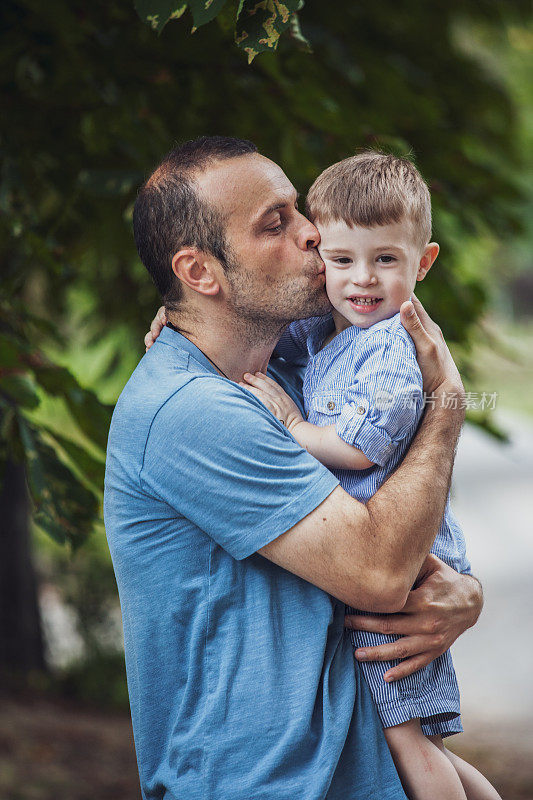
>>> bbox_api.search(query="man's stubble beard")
[224,251,332,345]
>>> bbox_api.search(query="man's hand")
[344,554,483,682]
[144,306,167,351]
[400,296,463,398]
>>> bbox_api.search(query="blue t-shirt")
[104,325,406,800]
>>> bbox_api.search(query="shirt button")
[356,405,366,415]
[327,401,336,410]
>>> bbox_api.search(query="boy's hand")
[144,306,167,351]
[345,554,483,681]
[400,296,464,399]
[240,372,304,431]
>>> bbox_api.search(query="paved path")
[450,412,533,739]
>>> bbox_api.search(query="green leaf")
[0,374,40,409]
[42,426,106,491]
[30,366,112,452]
[18,417,99,549]
[188,0,230,30]
[134,0,188,33]
[78,169,144,196]
[235,0,301,62]
[0,336,26,369]
[34,512,67,545]
[287,6,310,52]
[465,412,510,444]
[17,417,47,501]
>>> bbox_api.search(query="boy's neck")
[321,307,397,350]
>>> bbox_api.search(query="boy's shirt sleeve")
[335,333,424,467]
[272,317,324,365]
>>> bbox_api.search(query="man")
[104,136,482,800]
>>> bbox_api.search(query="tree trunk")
[0,460,47,678]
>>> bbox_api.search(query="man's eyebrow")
[256,192,300,221]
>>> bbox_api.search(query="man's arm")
[346,554,483,682]
[258,297,465,613]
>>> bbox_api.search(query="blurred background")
[1,1,532,797]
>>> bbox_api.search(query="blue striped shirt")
[275,312,470,734]
[276,312,470,572]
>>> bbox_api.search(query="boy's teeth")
[352,297,380,305]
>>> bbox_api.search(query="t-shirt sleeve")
[140,377,339,560]
[335,334,424,467]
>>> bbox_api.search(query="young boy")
[242,152,500,800]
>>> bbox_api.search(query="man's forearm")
[366,397,464,597]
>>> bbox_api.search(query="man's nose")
[297,214,320,250]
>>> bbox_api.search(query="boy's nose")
[351,265,377,287]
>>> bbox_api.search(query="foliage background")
[1,1,532,797]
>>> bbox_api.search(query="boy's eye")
[377,255,396,264]
[334,257,352,265]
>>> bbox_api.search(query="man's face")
[197,154,331,329]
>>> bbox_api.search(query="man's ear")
[417,242,439,282]
[171,248,220,296]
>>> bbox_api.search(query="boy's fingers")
[240,383,270,404]
[240,380,271,400]
[252,372,286,393]
[243,372,269,388]
[243,373,281,398]
[151,316,164,337]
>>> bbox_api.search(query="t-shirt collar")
[156,325,222,376]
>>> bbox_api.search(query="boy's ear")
[417,242,439,282]
[171,248,221,296]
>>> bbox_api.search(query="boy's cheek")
[323,269,337,300]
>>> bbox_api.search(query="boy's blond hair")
[306,151,432,250]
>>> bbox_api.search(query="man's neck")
[168,312,284,382]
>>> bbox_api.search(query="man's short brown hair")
[133,136,258,312]
[306,151,432,249]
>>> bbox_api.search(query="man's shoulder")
[114,343,239,422]
[108,346,245,473]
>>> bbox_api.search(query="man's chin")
[300,286,332,319]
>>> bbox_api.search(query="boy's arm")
[243,331,423,472]
[289,422,375,470]
[240,372,375,470]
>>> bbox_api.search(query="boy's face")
[316,218,439,331]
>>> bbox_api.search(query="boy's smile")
[316,218,439,333]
